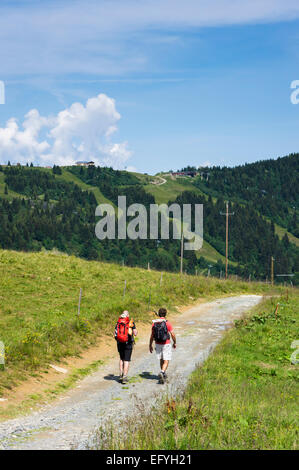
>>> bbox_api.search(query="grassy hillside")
[143,176,237,266]
[0,172,24,200]
[0,164,297,281]
[95,290,298,450]
[0,166,112,206]
[0,164,232,268]
[193,154,299,235]
[144,173,299,250]
[54,169,112,205]
[144,175,204,205]
[0,249,281,395]
[197,240,235,266]
[274,223,299,248]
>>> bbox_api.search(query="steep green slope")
[144,175,204,205]
[198,240,235,266]
[0,172,24,200]
[273,223,299,248]
[54,169,112,205]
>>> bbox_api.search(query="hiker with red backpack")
[115,310,137,384]
[149,307,176,384]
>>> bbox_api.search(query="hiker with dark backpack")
[115,310,137,384]
[149,307,176,384]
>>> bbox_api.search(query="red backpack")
[116,317,130,343]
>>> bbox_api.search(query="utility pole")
[220,202,234,280]
[180,233,184,274]
[271,257,275,286]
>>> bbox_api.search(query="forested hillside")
[0,155,298,284]
[171,191,299,281]
[193,153,299,236]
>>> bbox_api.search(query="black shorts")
[117,342,133,362]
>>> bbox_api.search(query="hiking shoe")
[158,372,165,384]
[122,375,128,384]
[119,374,123,383]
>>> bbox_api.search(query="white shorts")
[155,343,172,361]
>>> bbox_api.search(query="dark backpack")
[153,320,170,343]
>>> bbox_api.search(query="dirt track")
[0,295,262,450]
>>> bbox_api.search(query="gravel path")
[0,295,262,450]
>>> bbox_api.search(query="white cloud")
[1,0,299,77]
[0,94,132,168]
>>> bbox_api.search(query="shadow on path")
[139,371,159,381]
[103,374,121,383]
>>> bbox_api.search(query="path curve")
[150,176,167,186]
[0,295,262,450]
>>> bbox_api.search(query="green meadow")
[0,249,281,395]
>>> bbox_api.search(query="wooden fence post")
[77,288,82,317]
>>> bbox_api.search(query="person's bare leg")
[161,360,169,373]
[160,359,163,370]
[119,359,124,376]
[123,361,130,377]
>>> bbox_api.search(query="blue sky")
[1,0,299,173]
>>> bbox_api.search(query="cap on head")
[158,307,167,317]
[120,310,129,318]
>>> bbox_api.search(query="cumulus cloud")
[0,94,132,168]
